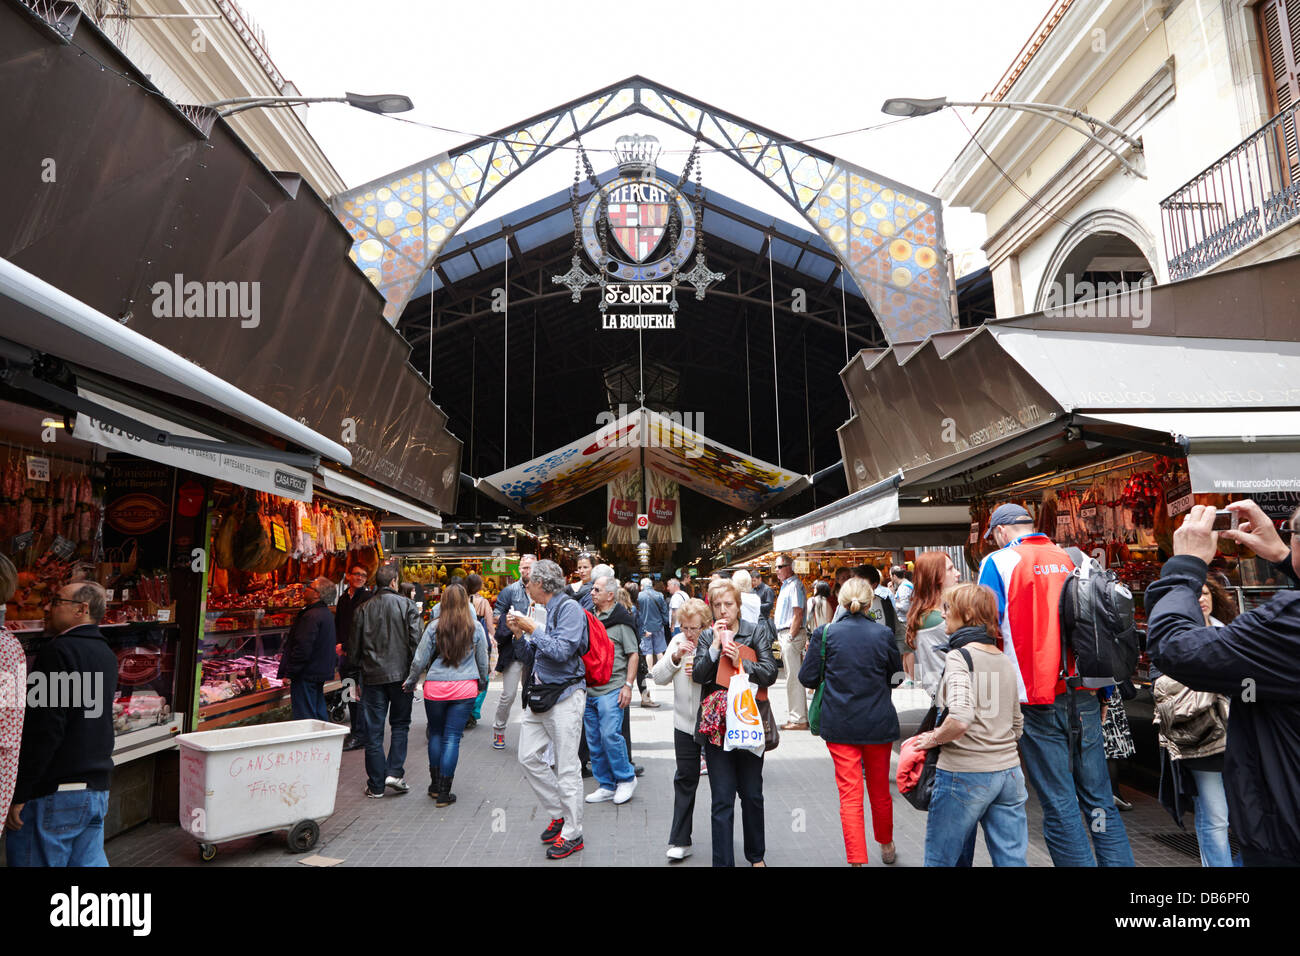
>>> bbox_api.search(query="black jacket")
[755,582,775,622]
[14,624,119,803]
[349,589,422,686]
[691,618,777,741]
[278,601,337,683]
[1145,553,1300,862]
[335,586,372,673]
[798,612,902,745]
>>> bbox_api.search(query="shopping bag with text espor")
[724,672,766,757]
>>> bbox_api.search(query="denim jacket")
[404,618,489,689]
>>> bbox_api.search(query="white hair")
[732,569,753,592]
[641,577,654,590]
[591,563,614,583]
[593,572,619,594]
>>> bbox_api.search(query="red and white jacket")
[977,533,1076,705]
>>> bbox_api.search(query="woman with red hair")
[906,551,961,697]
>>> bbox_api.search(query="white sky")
[240,0,1053,274]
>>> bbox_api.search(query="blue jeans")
[583,690,634,789]
[1019,690,1135,866]
[290,680,327,721]
[5,789,109,867]
[361,681,413,794]
[425,696,475,778]
[1190,769,1241,868]
[925,767,1029,866]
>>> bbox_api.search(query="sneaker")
[492,732,506,750]
[666,845,692,861]
[546,835,584,860]
[585,787,616,803]
[342,735,365,752]
[364,786,384,798]
[1113,793,1134,811]
[465,717,478,730]
[613,777,637,805]
[540,817,564,842]
[385,776,410,794]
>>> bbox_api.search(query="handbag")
[897,647,973,811]
[758,698,780,752]
[808,623,829,736]
[525,677,580,713]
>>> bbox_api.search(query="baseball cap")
[984,503,1034,540]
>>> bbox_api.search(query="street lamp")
[201,91,414,118]
[881,95,1145,179]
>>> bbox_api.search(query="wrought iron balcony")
[1160,102,1300,280]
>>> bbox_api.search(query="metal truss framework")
[330,76,953,344]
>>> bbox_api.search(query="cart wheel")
[198,842,218,863]
[287,819,320,853]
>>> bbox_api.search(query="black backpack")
[1059,548,1139,682]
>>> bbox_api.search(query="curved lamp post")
[202,92,414,118]
[882,96,1145,179]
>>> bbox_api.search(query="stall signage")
[792,559,811,575]
[274,470,309,497]
[811,520,828,541]
[106,492,169,535]
[636,513,650,530]
[25,456,50,482]
[1256,493,1300,521]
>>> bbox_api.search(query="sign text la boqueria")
[602,283,677,329]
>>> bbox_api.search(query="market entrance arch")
[330,76,953,344]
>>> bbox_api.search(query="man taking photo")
[1145,499,1300,866]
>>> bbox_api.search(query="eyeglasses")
[47,597,87,609]
[680,625,703,633]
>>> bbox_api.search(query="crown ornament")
[614,134,661,177]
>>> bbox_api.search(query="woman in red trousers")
[799,577,903,865]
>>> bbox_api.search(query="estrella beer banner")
[606,470,641,546]
[646,469,682,544]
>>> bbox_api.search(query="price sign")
[792,559,811,575]
[1056,515,1071,534]
[49,535,76,560]
[9,530,34,552]
[26,456,50,482]
[1164,472,1193,517]
[1080,506,1098,519]
[335,534,347,551]
[968,522,980,545]
[271,524,288,552]
[636,514,649,530]
[156,608,172,623]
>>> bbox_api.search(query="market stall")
[198,485,383,728]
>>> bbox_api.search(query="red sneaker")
[540,817,564,842]
[546,835,584,860]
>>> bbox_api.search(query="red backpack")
[580,609,614,687]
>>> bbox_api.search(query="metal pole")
[769,238,781,469]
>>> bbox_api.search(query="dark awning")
[0,3,461,512]
[836,253,1300,497]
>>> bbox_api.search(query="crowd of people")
[0,495,1296,868]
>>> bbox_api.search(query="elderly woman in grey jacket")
[652,596,711,861]
[404,582,489,806]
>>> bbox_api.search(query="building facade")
[938,0,1300,318]
[71,0,345,196]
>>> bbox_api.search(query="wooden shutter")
[1258,0,1300,181]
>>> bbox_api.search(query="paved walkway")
[107,674,1192,867]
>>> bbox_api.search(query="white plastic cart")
[178,719,348,862]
